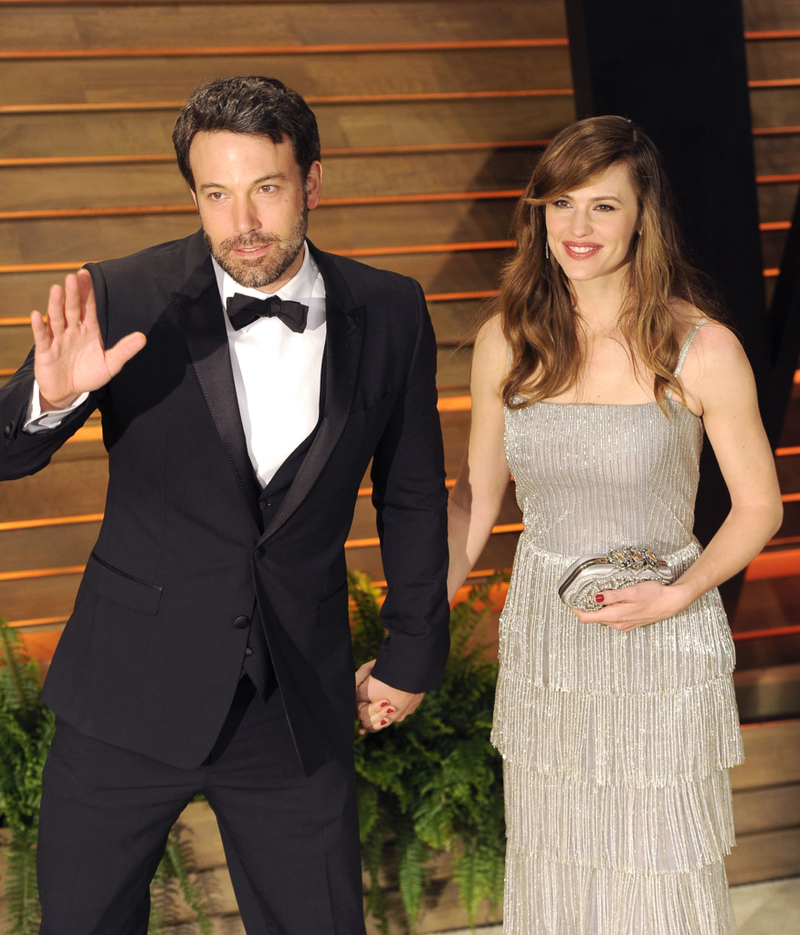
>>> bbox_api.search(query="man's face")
[189,130,322,292]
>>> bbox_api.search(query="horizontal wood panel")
[753,133,800,176]
[0,521,101,573]
[0,200,518,263]
[732,719,800,789]
[0,97,576,158]
[732,782,800,834]
[0,148,539,210]
[757,181,799,222]
[749,86,800,130]
[0,2,567,51]
[746,37,800,80]
[0,49,571,105]
[744,0,800,32]
[0,571,81,621]
[0,459,109,521]
[725,825,800,884]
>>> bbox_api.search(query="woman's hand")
[572,580,694,631]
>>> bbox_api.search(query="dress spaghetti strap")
[665,318,708,398]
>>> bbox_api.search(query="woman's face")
[544,162,641,287]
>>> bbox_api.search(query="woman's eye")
[595,203,615,211]
[552,199,571,208]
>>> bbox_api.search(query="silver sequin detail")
[495,330,742,934]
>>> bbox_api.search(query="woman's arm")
[580,322,783,630]
[448,316,512,600]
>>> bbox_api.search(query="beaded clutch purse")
[557,546,675,613]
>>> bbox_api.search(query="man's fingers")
[30,310,52,352]
[104,332,147,376]
[76,268,98,325]
[63,273,83,329]
[45,283,66,337]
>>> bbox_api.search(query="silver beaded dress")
[493,322,743,935]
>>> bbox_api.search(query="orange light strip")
[775,446,800,456]
[760,220,791,231]
[733,623,800,642]
[757,173,800,183]
[426,289,499,302]
[749,78,800,89]
[0,190,522,221]
[0,513,103,531]
[0,91,571,116]
[0,565,84,581]
[781,493,800,503]
[752,125,800,136]
[437,396,472,412]
[4,615,68,629]
[338,240,514,258]
[745,30,800,40]
[0,141,550,169]
[0,38,570,61]
[744,547,800,580]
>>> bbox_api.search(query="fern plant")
[350,572,507,934]
[0,618,210,934]
[0,619,55,935]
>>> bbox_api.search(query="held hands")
[32,269,146,411]
[572,580,693,631]
[355,659,425,735]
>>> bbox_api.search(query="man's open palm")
[32,268,146,410]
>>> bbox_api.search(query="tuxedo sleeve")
[0,350,97,480]
[368,280,450,692]
[0,266,108,480]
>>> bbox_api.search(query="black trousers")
[37,678,366,935]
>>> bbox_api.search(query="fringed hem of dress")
[502,764,735,873]
[502,850,736,935]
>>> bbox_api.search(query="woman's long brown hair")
[494,116,724,412]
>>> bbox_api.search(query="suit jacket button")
[3,422,12,439]
[254,547,265,560]
[244,647,253,656]
[233,615,250,629]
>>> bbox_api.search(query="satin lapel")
[172,256,262,523]
[260,252,365,543]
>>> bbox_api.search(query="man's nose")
[233,199,261,234]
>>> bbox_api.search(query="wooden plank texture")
[0,199,518,263]
[0,48,572,104]
[0,1,567,51]
[0,98,576,158]
[0,148,539,210]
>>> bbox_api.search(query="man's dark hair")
[172,76,321,189]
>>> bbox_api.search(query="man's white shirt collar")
[211,241,326,331]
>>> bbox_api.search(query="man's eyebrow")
[198,173,288,192]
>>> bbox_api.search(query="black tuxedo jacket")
[0,232,450,775]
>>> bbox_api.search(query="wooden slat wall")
[0,0,798,916]
[0,0,573,636]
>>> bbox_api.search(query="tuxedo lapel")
[260,248,365,543]
[172,253,262,524]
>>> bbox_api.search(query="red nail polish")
[595,594,605,603]
[387,708,395,714]
[380,701,389,708]
[380,719,388,726]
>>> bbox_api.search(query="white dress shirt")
[25,242,327,489]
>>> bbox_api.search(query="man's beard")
[205,206,308,290]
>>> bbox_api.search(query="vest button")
[233,615,250,629]
[244,647,254,656]
[3,422,13,439]
[254,547,265,560]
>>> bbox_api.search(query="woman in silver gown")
[447,117,783,934]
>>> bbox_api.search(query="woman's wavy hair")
[494,115,723,412]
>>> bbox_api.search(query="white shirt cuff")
[24,382,89,433]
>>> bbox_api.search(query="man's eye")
[208,192,224,201]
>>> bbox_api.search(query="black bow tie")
[226,293,309,334]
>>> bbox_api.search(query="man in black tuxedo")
[0,76,450,934]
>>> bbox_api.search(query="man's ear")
[190,189,198,210]
[306,161,323,211]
